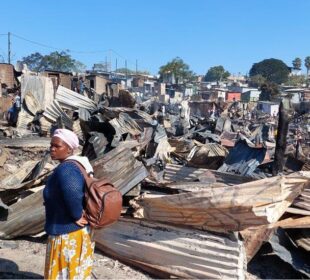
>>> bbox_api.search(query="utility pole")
[115,58,118,72]
[135,59,138,74]
[125,60,128,89]
[8,32,11,64]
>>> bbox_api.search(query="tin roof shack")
[85,74,109,94]
[257,101,279,116]
[189,100,217,118]
[0,63,17,89]
[42,70,73,92]
[241,89,261,102]
[154,82,166,96]
[131,74,157,96]
[226,91,241,102]
[284,88,304,104]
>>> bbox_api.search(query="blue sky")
[1,0,310,76]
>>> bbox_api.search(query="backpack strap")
[65,160,94,186]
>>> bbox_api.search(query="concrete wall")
[0,64,15,88]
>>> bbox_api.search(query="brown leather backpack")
[69,160,123,229]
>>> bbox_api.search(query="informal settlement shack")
[0,64,310,279]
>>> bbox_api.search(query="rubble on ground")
[1,72,310,279]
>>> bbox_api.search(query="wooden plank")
[270,216,310,229]
[94,218,246,279]
[132,173,309,232]
[240,226,274,262]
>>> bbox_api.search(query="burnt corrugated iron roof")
[218,139,266,177]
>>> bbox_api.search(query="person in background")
[44,128,95,279]
[78,77,85,95]
[8,90,21,126]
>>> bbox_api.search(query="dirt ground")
[0,235,302,279]
[0,235,151,279]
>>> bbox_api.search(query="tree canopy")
[305,56,310,75]
[158,57,195,84]
[248,74,267,88]
[204,65,230,82]
[292,57,302,70]
[19,51,86,73]
[115,68,150,75]
[259,82,280,101]
[249,58,290,84]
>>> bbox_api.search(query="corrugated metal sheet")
[16,109,34,130]
[164,164,254,185]
[132,173,309,232]
[43,100,73,129]
[109,112,143,136]
[56,85,97,110]
[21,74,54,110]
[0,137,51,148]
[218,140,266,176]
[91,141,149,195]
[94,218,246,279]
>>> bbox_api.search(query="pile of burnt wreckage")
[0,73,310,279]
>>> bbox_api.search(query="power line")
[3,32,150,71]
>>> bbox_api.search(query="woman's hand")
[75,212,88,227]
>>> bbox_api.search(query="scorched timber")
[132,173,310,232]
[94,218,246,279]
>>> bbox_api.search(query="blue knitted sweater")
[43,161,85,235]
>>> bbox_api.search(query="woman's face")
[50,137,72,161]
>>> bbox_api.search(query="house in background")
[283,88,304,104]
[42,70,73,92]
[241,89,261,102]
[257,101,279,116]
[85,73,110,94]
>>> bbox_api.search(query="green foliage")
[292,57,302,70]
[115,68,150,75]
[259,82,280,101]
[19,52,45,72]
[285,75,307,86]
[20,51,86,72]
[248,74,267,88]
[204,65,230,82]
[249,58,290,84]
[92,63,108,71]
[158,57,195,84]
[305,56,310,75]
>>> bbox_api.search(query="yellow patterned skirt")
[44,227,95,280]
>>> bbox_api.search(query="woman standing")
[44,128,95,280]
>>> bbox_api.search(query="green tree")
[19,52,46,72]
[259,82,280,101]
[20,51,86,72]
[115,68,150,75]
[204,65,230,82]
[248,74,267,88]
[92,63,108,72]
[159,57,195,84]
[305,56,310,76]
[292,57,302,70]
[285,75,307,86]
[249,58,290,84]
